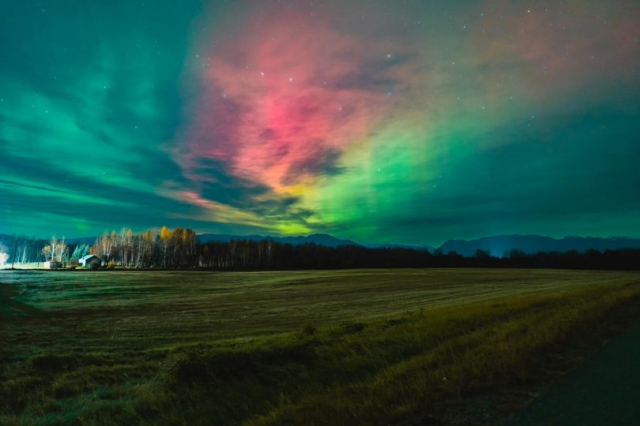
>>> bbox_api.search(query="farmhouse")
[80,254,102,268]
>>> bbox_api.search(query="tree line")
[1,230,639,270]
[0,227,197,268]
[195,243,640,271]
[87,227,197,268]
[0,236,44,266]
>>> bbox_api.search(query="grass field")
[1,269,640,425]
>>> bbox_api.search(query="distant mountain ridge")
[437,235,640,257]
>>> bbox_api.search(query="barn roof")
[81,254,100,260]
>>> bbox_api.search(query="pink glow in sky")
[179,5,417,193]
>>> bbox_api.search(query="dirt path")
[503,320,640,426]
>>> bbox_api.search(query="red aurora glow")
[180,6,411,193]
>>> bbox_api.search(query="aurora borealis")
[1,1,639,245]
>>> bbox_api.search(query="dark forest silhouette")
[2,228,639,271]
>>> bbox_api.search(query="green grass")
[1,269,639,425]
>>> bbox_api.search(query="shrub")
[107,261,116,270]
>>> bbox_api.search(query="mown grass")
[1,269,639,425]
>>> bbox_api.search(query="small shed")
[44,261,62,269]
[80,255,102,268]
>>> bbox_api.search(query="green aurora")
[1,0,639,245]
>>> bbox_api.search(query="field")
[1,269,640,425]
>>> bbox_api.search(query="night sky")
[1,0,639,245]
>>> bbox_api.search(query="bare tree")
[160,226,172,266]
[42,236,68,263]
